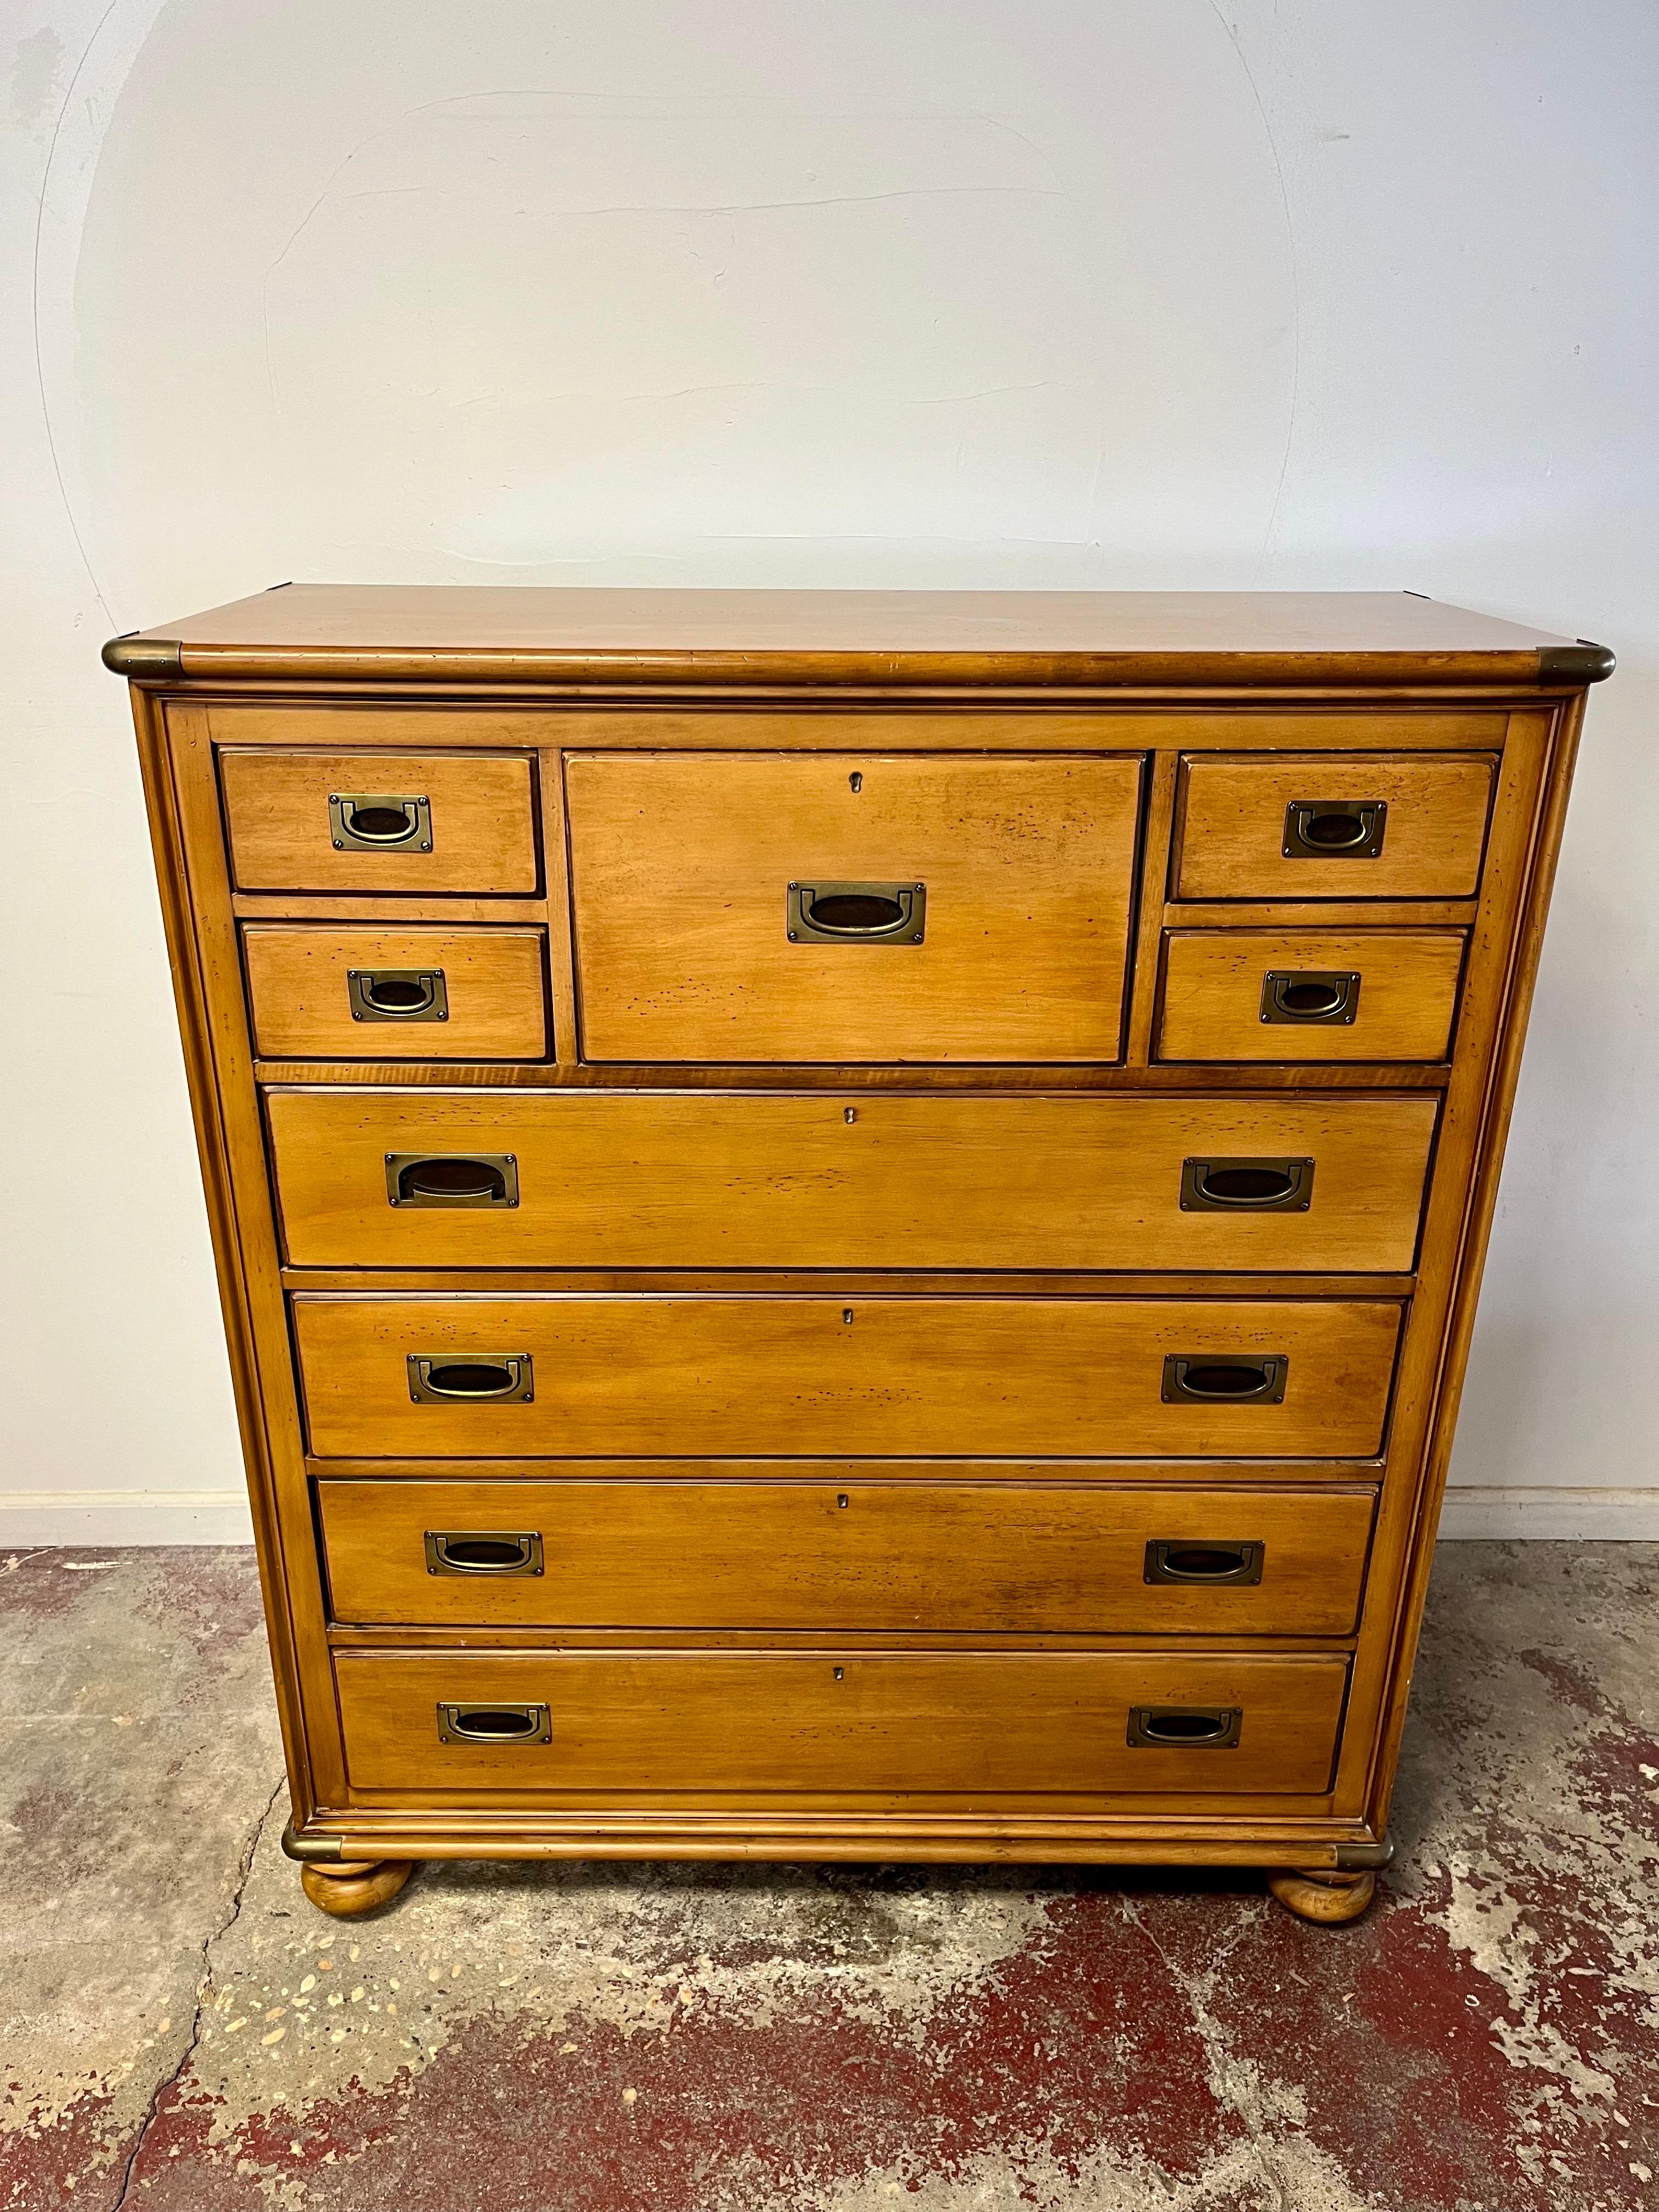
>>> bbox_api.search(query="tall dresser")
[107,589,1609,1922]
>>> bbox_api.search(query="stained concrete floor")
[2,1543,1656,2212]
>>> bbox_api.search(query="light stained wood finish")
[300,1858,413,1916]
[293,1294,1402,1461]
[244,927,548,1060]
[1174,755,1497,900]
[268,1090,1436,1273]
[1157,932,1466,1064]
[334,1648,1351,1799]
[109,589,1604,1889]
[565,753,1141,1063]
[1266,1867,1375,1922]
[318,1480,1376,1635]
[219,749,539,894]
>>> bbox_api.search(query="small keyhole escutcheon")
[843,1309,854,1325]
[844,1107,856,1124]
[849,772,862,793]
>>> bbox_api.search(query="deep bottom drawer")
[334,1650,1350,1798]
[295,1295,1402,1459]
[319,1480,1376,1634]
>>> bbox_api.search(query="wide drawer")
[245,927,548,1059]
[219,749,538,893]
[294,1295,1402,1459]
[268,1090,1437,1272]
[319,1479,1376,1634]
[1158,932,1465,1063]
[565,752,1142,1062]
[335,1648,1350,1797]
[1173,754,1496,900]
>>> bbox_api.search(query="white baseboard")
[0,1489,255,1545]
[2,1486,1656,1548]
[1437,1486,1659,1539]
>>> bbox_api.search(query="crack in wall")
[106,1770,287,2211]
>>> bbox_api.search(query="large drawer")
[335,1649,1350,1798]
[1157,931,1465,1063]
[268,1090,1437,1273]
[565,752,1142,1063]
[319,1479,1375,1634]
[219,749,539,893]
[294,1295,1402,1460]
[245,926,548,1059]
[1173,754,1495,900]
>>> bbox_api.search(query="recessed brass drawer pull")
[787,880,926,944]
[407,1354,534,1404]
[1282,798,1386,859]
[328,792,432,852]
[1179,1156,1314,1212]
[1260,970,1359,1025]
[385,1152,519,1209]
[347,967,448,1023]
[1161,1355,1288,1405]
[1143,1540,1265,1586]
[424,1530,544,1577]
[1127,1706,1242,1749]
[436,1702,551,1745]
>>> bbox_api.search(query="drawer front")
[269,1090,1436,1273]
[1158,932,1464,1063]
[565,753,1142,1063]
[320,1479,1376,1634]
[335,1649,1350,1798]
[219,749,538,893]
[1175,754,1496,900]
[245,927,547,1059]
[294,1295,1402,1460]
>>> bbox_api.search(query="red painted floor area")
[4,1542,1656,2211]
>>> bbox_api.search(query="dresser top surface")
[107,586,1607,689]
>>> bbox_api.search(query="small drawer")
[565,752,1142,1063]
[293,1294,1402,1460]
[334,1648,1351,1799]
[219,749,538,893]
[1158,931,1465,1063]
[269,1089,1436,1273]
[319,1479,1376,1634]
[1173,754,1496,900]
[245,927,548,1060]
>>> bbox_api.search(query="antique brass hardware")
[787,881,926,944]
[348,967,449,1023]
[424,1530,544,1577]
[407,1355,534,1404]
[328,792,432,852]
[1127,1707,1242,1748]
[1161,1355,1288,1406]
[1282,799,1386,859]
[1143,1540,1266,1586]
[436,1702,551,1745]
[385,1153,519,1208]
[1260,970,1360,1025]
[1180,1156,1314,1212]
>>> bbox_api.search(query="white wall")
[3,0,1655,1542]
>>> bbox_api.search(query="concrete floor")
[2,1543,1655,2212]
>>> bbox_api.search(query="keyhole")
[837,1494,849,1509]
[844,1107,856,1124]
[833,1667,844,1680]
[843,1309,854,1325]
[849,772,863,793]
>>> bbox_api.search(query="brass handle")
[425,1530,544,1576]
[1180,1156,1313,1212]
[386,1153,519,1209]
[1282,799,1386,859]
[407,1354,534,1404]
[328,792,432,852]
[348,968,449,1023]
[1144,1540,1265,1586]
[787,881,926,945]
[1127,1706,1242,1748]
[1260,970,1359,1026]
[1161,1354,1288,1405]
[436,1702,551,1745]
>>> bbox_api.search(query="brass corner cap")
[1538,639,1615,683]
[281,1821,347,1863]
[102,633,183,679]
[1333,1836,1395,1871]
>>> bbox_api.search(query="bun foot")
[300,1858,414,1917]
[1267,1867,1376,1923]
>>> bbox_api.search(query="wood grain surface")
[1157,932,1466,1063]
[244,926,548,1059]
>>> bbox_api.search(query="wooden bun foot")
[300,1858,414,1917]
[1266,1867,1376,1923]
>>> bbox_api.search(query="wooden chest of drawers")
[108,586,1609,1923]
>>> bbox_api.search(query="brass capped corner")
[102,634,184,680]
[1537,640,1615,683]
[1333,1836,1395,1871]
[280,1821,348,1864]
